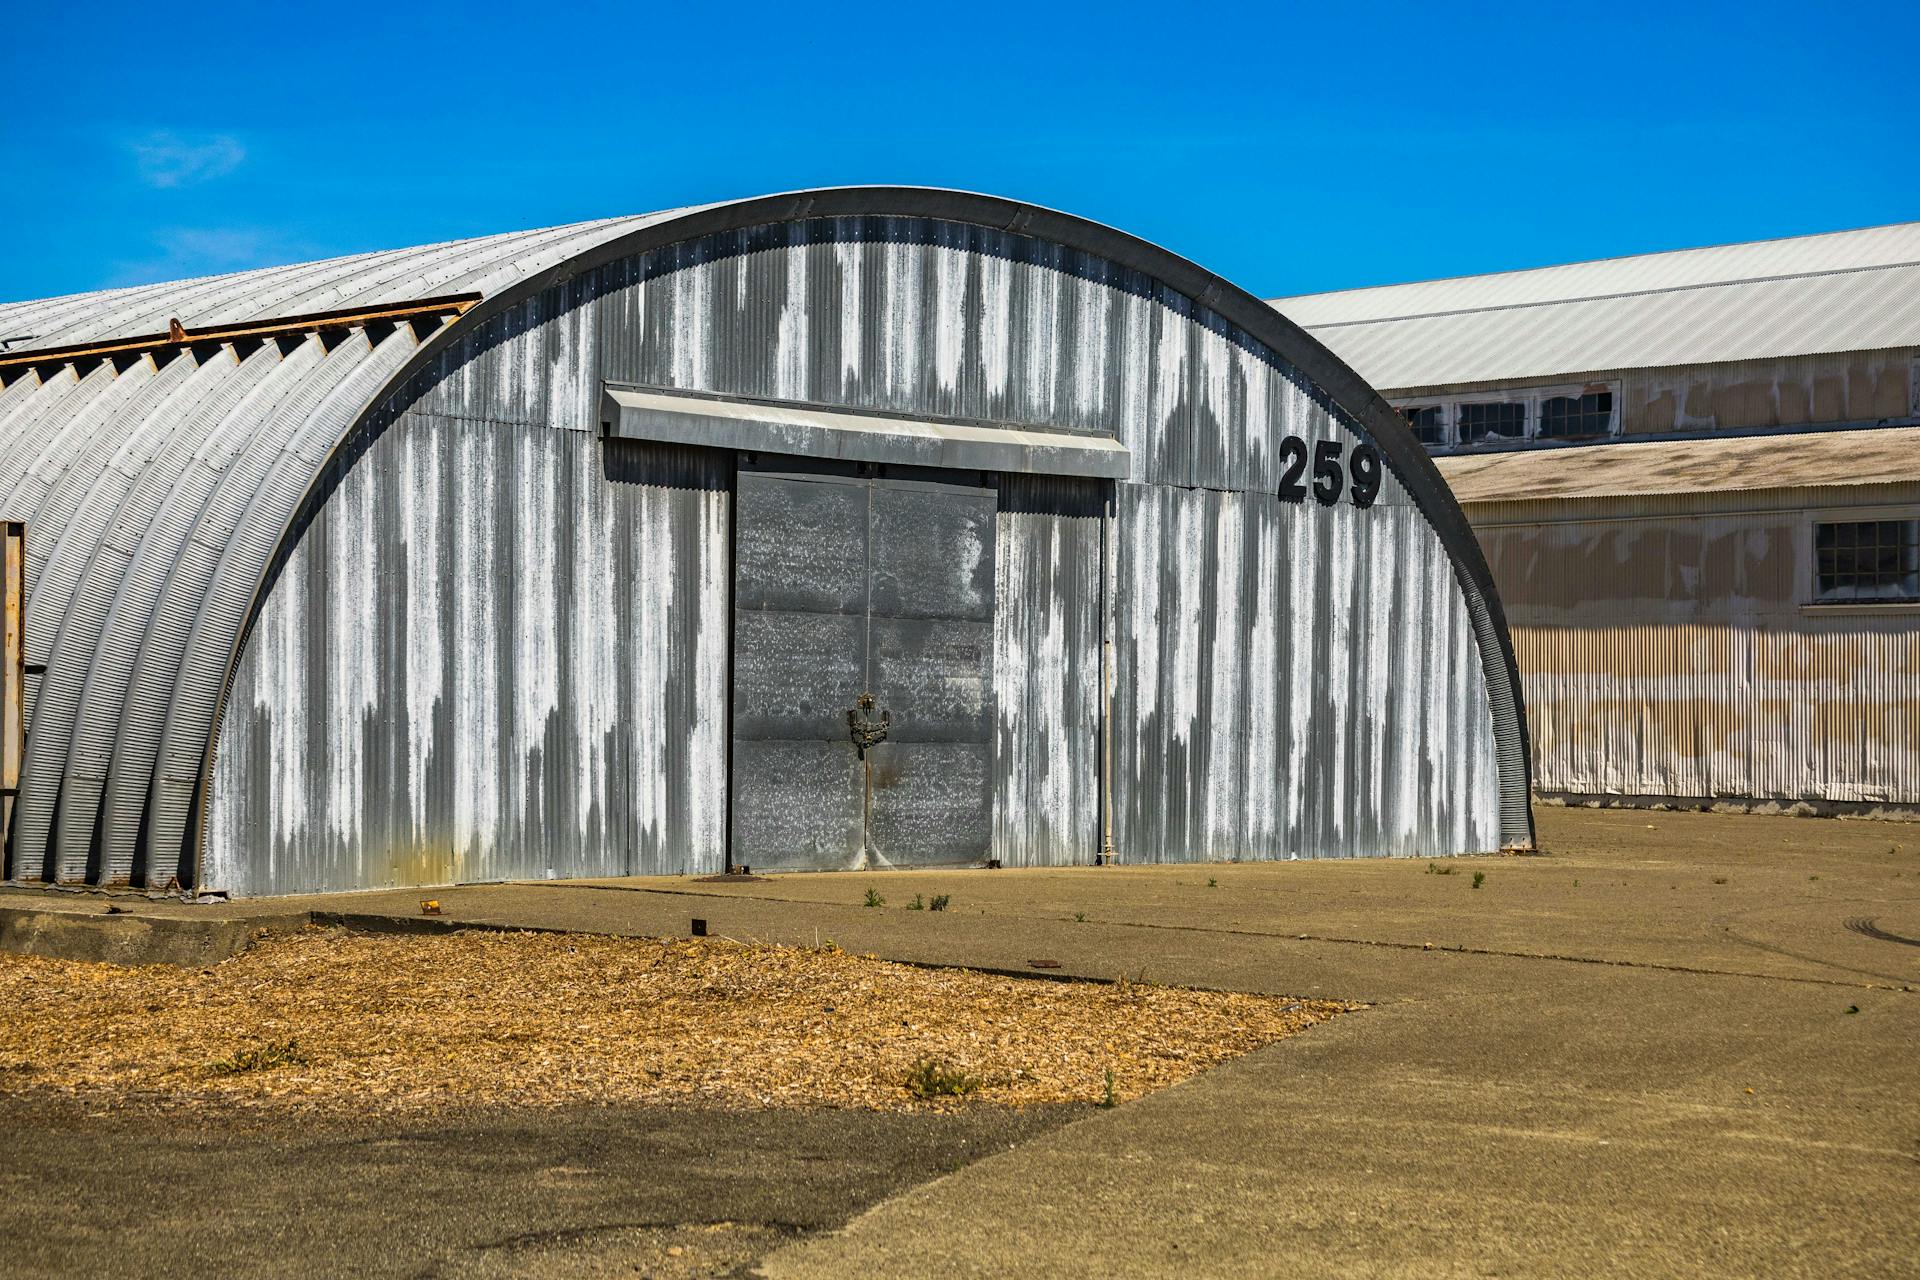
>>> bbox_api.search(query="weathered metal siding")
[1472,489,1920,805]
[993,476,1104,867]
[206,420,729,895]
[1112,483,1499,860]
[580,218,1507,862]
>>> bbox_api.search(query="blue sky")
[3,1,1913,304]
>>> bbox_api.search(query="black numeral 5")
[1311,440,1344,506]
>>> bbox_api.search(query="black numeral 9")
[1349,444,1381,508]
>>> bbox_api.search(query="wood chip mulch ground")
[0,928,1351,1113]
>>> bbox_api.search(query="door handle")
[847,692,890,752]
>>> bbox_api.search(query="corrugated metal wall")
[207,216,1508,893]
[1112,485,1498,860]
[1473,489,1920,806]
[993,475,1104,867]
[206,425,730,895]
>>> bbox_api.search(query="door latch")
[847,691,890,752]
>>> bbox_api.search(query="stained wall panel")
[991,477,1104,867]
[1475,498,1920,806]
[206,428,729,895]
[1112,482,1501,862]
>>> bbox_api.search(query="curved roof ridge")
[0,212,677,348]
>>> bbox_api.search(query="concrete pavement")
[2,808,1916,1276]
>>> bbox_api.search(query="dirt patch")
[0,927,1348,1112]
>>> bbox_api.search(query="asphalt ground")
[2,807,1916,1277]
[0,1098,1078,1278]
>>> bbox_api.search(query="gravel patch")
[0,926,1348,1112]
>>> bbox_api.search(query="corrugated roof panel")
[1274,221,1920,389]
[1276,220,1920,324]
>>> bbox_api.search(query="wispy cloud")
[105,226,320,288]
[129,130,247,188]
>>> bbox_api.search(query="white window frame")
[1391,380,1622,450]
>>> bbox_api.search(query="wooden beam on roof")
[0,292,480,373]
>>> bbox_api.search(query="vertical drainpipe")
[1099,484,1117,864]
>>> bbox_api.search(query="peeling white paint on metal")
[1203,492,1246,857]
[450,422,500,867]
[931,244,966,401]
[777,243,810,401]
[326,456,377,848]
[401,426,444,837]
[687,486,731,860]
[833,240,864,393]
[993,478,1101,867]
[879,240,922,403]
[1243,510,1281,851]
[671,250,712,393]
[568,436,617,855]
[1022,252,1061,419]
[978,251,1012,402]
[629,484,676,851]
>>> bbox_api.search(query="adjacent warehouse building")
[1278,223,1920,815]
[0,188,1531,897]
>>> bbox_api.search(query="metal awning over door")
[730,465,997,871]
[602,384,1130,480]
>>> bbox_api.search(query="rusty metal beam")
[0,293,479,374]
[2,522,23,856]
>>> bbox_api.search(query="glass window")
[1400,405,1446,446]
[1457,401,1527,443]
[1539,391,1613,439]
[1815,519,1920,602]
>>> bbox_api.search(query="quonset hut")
[0,189,1531,897]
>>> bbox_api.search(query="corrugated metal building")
[1277,223,1920,815]
[0,188,1531,898]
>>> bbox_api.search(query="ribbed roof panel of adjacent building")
[1271,220,1920,390]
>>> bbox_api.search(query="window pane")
[1539,391,1613,438]
[1400,405,1446,446]
[1814,519,1920,601]
[1458,402,1526,443]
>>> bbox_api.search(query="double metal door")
[730,466,996,870]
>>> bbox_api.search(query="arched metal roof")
[0,188,1532,892]
[0,212,700,889]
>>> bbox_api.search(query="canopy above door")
[601,383,1131,480]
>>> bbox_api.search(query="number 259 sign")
[1277,436,1382,509]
